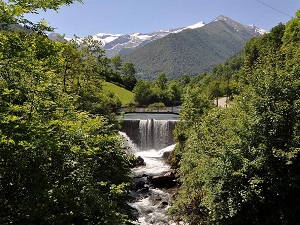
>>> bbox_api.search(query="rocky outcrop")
[132,170,179,192]
[148,171,177,188]
[130,156,146,168]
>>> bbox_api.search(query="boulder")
[131,156,146,167]
[134,180,146,191]
[162,151,170,160]
[148,172,176,188]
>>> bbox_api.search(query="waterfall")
[121,119,177,150]
[120,115,181,225]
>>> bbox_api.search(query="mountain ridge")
[91,21,206,57]
[49,16,265,59]
[48,15,266,80]
[120,15,266,80]
[90,15,265,58]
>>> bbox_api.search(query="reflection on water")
[123,113,179,121]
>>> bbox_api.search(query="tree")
[209,81,221,106]
[283,10,300,44]
[122,62,137,90]
[0,4,133,223]
[155,72,168,90]
[170,87,212,167]
[133,80,153,106]
[66,36,122,118]
[179,73,190,87]
[0,0,83,32]
[148,102,166,112]
[111,55,122,72]
[170,12,300,225]
[168,80,182,106]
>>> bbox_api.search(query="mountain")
[48,33,66,42]
[49,15,265,80]
[120,15,266,80]
[92,21,206,57]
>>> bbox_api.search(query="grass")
[102,82,135,106]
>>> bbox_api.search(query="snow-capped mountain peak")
[91,21,207,57]
[187,21,205,29]
[63,16,264,58]
[93,33,123,45]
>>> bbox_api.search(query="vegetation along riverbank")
[1,1,300,224]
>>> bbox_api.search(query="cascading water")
[120,114,182,225]
[121,119,177,150]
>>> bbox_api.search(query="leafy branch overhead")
[0,0,83,31]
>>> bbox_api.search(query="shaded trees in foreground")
[0,2,132,223]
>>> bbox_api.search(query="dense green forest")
[0,1,134,224]
[169,11,300,225]
[132,72,190,107]
[132,42,245,108]
[121,16,260,81]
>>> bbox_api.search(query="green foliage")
[244,23,285,77]
[0,0,83,32]
[123,62,136,77]
[122,62,137,91]
[171,87,213,167]
[0,28,132,224]
[188,52,244,101]
[155,72,168,90]
[168,79,182,105]
[171,10,300,225]
[283,10,300,44]
[180,87,213,126]
[170,106,256,224]
[133,75,184,107]
[110,55,122,71]
[180,73,190,86]
[133,80,153,106]
[147,102,166,112]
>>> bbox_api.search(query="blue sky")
[25,0,300,37]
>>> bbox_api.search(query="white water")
[132,145,175,176]
[121,119,177,150]
[129,145,176,225]
[119,131,179,225]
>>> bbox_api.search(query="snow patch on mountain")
[91,21,208,57]
[245,25,267,35]
[187,21,205,29]
[93,33,123,45]
[57,16,265,58]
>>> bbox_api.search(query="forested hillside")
[121,16,261,80]
[0,1,133,224]
[170,11,300,225]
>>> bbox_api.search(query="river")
[120,113,183,225]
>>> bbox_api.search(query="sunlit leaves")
[0,27,131,224]
[7,0,83,13]
[1,0,83,32]
[171,10,300,225]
